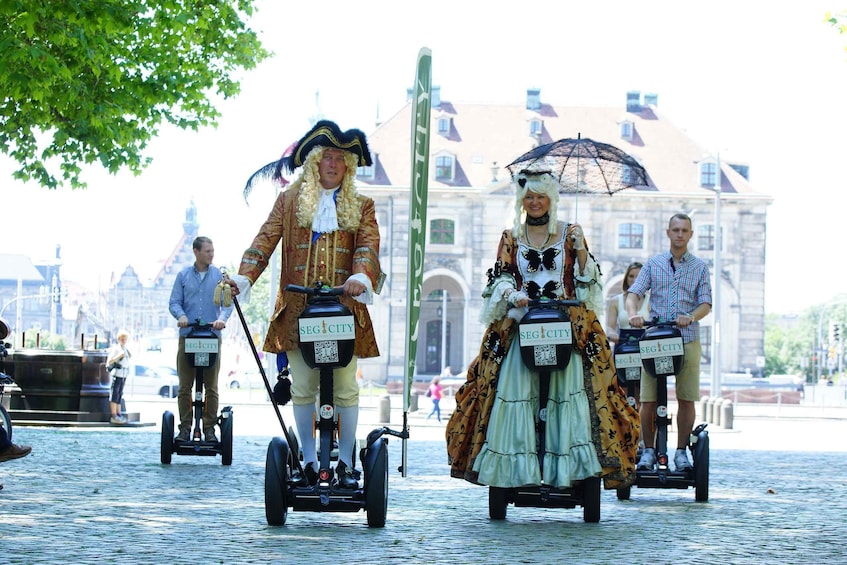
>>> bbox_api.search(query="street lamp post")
[710,154,722,397]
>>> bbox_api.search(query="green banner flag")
[404,48,432,412]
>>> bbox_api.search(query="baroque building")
[355,89,771,383]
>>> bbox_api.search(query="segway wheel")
[220,410,233,466]
[616,485,631,501]
[582,477,601,523]
[287,425,300,463]
[489,487,508,520]
[365,439,389,528]
[161,411,174,465]
[694,434,710,502]
[265,437,290,526]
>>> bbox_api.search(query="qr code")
[533,344,557,366]
[654,355,674,375]
[314,340,339,364]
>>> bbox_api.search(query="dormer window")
[529,119,543,138]
[700,161,717,187]
[435,154,455,181]
[620,120,633,141]
[437,116,450,135]
[357,163,374,179]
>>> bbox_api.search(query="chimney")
[626,90,641,112]
[432,86,441,109]
[526,88,542,111]
[643,92,658,107]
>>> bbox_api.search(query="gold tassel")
[214,269,233,307]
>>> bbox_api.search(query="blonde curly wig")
[294,146,362,231]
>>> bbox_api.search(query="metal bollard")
[721,400,734,430]
[699,395,710,422]
[706,397,716,424]
[714,397,724,427]
[410,392,419,412]
[379,395,391,423]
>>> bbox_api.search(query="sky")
[5,0,847,314]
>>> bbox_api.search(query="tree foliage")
[0,0,269,189]
[827,11,847,53]
[765,298,847,383]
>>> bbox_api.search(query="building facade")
[356,89,772,383]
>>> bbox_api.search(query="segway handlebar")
[284,283,344,297]
[526,298,582,309]
[643,318,677,328]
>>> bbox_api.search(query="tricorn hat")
[284,120,372,172]
[243,120,372,201]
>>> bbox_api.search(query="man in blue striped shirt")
[626,213,712,472]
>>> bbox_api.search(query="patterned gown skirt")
[471,343,602,488]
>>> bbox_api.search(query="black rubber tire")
[265,437,290,526]
[160,411,174,465]
[616,485,631,501]
[365,440,389,528]
[489,487,508,520]
[694,434,710,502]
[287,425,301,463]
[583,477,601,523]
[220,411,233,466]
[0,405,12,442]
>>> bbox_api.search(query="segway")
[488,298,601,523]
[262,283,408,528]
[161,320,233,465]
[613,328,643,500]
[618,320,709,502]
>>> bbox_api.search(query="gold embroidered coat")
[238,186,382,358]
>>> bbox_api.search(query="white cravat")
[312,187,340,233]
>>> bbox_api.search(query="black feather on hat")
[242,120,372,202]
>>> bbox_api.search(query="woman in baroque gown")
[446,170,640,490]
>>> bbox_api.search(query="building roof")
[363,91,763,199]
[0,254,47,283]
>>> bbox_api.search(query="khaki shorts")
[639,340,701,402]
[287,349,359,408]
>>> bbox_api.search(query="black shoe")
[296,462,318,486]
[336,461,358,490]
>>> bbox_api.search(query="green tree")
[0,1,269,189]
[23,330,66,350]
[222,259,272,345]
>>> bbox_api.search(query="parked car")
[225,368,267,390]
[124,364,179,398]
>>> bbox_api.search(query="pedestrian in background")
[427,376,443,423]
[106,329,132,424]
[606,262,650,345]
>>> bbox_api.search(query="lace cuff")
[574,254,604,313]
[348,273,374,304]
[479,277,516,326]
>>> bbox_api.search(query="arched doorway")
[417,270,468,376]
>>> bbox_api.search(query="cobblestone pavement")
[1,396,846,564]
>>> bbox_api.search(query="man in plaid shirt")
[626,213,712,472]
